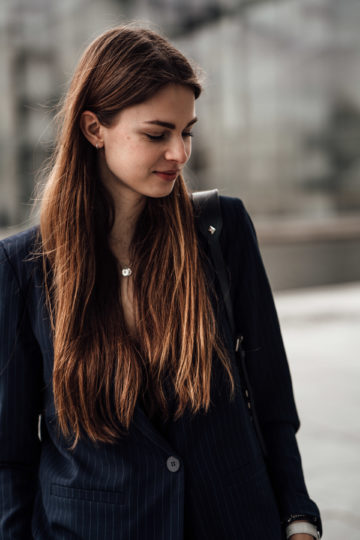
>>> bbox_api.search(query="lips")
[154,170,180,181]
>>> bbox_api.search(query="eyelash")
[146,132,194,141]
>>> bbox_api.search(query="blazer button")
[166,456,181,472]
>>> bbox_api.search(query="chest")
[120,275,137,338]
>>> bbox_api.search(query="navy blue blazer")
[0,196,322,539]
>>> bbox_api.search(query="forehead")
[118,84,196,125]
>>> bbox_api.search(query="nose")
[164,136,190,165]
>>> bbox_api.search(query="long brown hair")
[40,26,235,445]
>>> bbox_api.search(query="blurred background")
[0,0,359,538]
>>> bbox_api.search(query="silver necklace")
[121,266,132,277]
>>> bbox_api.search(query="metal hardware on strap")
[235,335,244,352]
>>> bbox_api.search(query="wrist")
[285,520,320,539]
[289,533,314,540]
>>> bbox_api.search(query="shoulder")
[192,191,259,257]
[218,195,258,248]
[0,225,40,258]
[218,195,246,218]
[0,226,41,286]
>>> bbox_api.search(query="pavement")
[274,282,360,540]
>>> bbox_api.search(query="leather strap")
[192,189,268,459]
[192,189,234,337]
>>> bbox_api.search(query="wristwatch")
[284,514,321,539]
[285,521,320,539]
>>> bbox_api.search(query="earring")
[95,143,99,150]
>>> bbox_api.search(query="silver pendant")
[121,267,132,277]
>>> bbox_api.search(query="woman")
[0,26,322,539]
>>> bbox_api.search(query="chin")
[146,183,176,199]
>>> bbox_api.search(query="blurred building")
[1,0,360,288]
[0,0,129,226]
[178,0,360,216]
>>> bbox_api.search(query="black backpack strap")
[192,189,268,459]
[192,189,235,338]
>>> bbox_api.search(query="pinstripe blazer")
[0,196,322,539]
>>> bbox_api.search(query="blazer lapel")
[131,403,175,454]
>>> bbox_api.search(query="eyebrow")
[143,117,198,130]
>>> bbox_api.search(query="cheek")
[105,137,135,168]
[105,141,157,178]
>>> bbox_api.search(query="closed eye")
[146,133,165,141]
[145,131,194,142]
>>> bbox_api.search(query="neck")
[109,193,146,265]
[97,158,146,265]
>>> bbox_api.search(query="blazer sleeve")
[0,240,43,538]
[220,197,322,535]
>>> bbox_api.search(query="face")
[98,83,196,203]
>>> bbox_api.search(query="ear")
[80,111,104,149]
